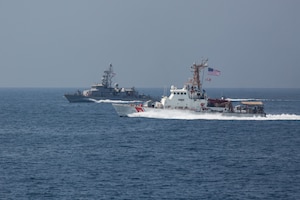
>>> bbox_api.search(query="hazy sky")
[1,0,299,88]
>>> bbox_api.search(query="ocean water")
[0,88,300,199]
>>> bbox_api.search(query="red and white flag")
[208,67,221,76]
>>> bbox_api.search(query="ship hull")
[64,94,94,103]
[113,103,140,117]
[112,104,266,118]
[64,94,152,103]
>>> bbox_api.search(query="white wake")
[128,109,300,121]
[89,99,143,104]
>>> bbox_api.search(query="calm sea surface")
[0,88,300,199]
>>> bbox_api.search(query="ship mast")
[190,58,208,90]
[102,63,115,88]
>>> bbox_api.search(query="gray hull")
[64,94,154,103]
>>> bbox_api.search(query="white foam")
[128,109,300,121]
[226,98,299,102]
[89,98,143,104]
[265,114,300,120]
[225,98,261,102]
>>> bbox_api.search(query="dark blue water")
[0,88,300,199]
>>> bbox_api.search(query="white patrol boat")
[112,59,266,118]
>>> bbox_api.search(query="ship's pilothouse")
[162,86,189,109]
[161,85,208,110]
[160,59,210,110]
[186,85,207,100]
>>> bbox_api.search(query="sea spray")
[128,109,300,121]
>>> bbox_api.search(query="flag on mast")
[208,67,221,76]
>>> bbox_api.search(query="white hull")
[113,103,140,117]
[112,103,266,118]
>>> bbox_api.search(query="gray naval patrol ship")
[64,64,154,103]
